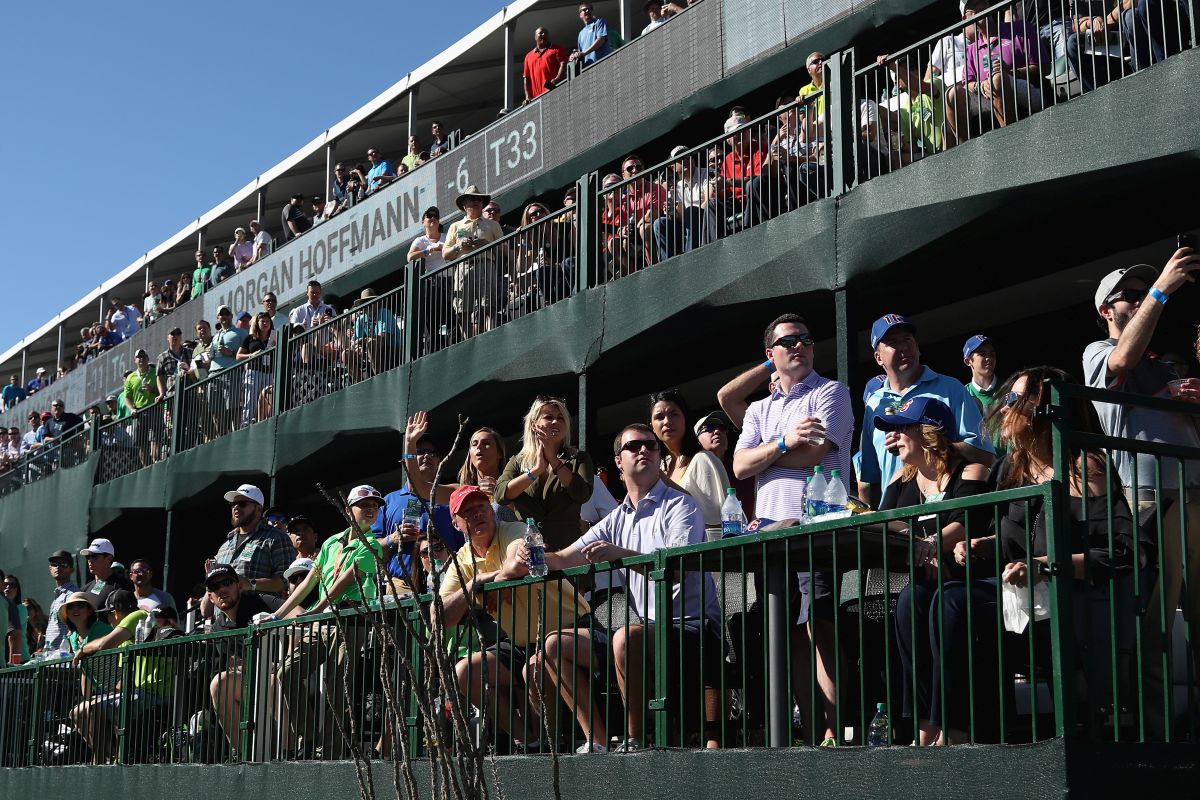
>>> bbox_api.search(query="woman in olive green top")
[496,396,595,551]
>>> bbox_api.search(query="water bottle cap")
[726,487,735,495]
[876,702,886,711]
[813,465,823,473]
[831,469,842,477]
[526,517,536,525]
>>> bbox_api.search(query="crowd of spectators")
[5,238,1200,759]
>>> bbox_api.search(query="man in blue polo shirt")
[372,429,464,592]
[569,4,611,66]
[858,314,995,507]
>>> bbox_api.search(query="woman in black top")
[876,397,990,746]
[236,312,274,425]
[943,366,1138,744]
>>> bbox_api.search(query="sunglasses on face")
[1105,288,1146,306]
[266,515,286,525]
[229,501,252,509]
[210,578,237,590]
[620,438,660,454]
[699,423,727,434]
[770,333,814,349]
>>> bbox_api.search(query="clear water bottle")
[868,702,889,746]
[721,487,746,536]
[825,468,848,514]
[807,466,828,517]
[136,612,156,644]
[524,518,548,578]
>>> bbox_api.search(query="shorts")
[796,570,835,625]
[94,689,167,722]
[590,618,725,687]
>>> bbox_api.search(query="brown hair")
[898,423,954,483]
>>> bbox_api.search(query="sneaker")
[612,737,643,753]
[574,741,607,754]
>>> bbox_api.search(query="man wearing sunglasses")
[531,423,722,753]
[1084,251,1200,739]
[374,417,464,592]
[202,484,296,623]
[726,312,852,746]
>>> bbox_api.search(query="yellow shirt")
[798,82,825,119]
[439,521,589,647]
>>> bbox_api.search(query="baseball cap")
[347,484,384,507]
[1094,265,1159,313]
[168,326,183,336]
[40,412,52,421]
[80,538,116,557]
[723,114,746,134]
[870,313,916,350]
[670,145,688,158]
[283,557,316,580]
[449,485,490,516]
[693,410,733,437]
[223,483,265,506]
[204,564,239,588]
[962,334,992,360]
[873,396,961,441]
[152,606,178,620]
[48,549,74,565]
[36,367,46,374]
[285,514,313,531]
[236,311,252,322]
[133,348,149,359]
[217,304,233,316]
[98,588,137,615]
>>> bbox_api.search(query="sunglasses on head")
[620,438,660,454]
[771,333,814,349]
[1105,288,1146,306]
[1004,391,1026,408]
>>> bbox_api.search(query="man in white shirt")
[288,280,336,330]
[526,423,723,753]
[249,220,272,264]
[652,145,709,261]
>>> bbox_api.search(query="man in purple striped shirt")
[729,312,853,746]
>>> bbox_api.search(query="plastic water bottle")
[868,702,889,746]
[524,518,548,578]
[136,613,156,643]
[807,466,828,517]
[721,487,746,536]
[825,469,848,514]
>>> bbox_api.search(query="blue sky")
[0,0,506,354]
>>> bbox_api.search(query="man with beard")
[201,484,296,621]
[1083,251,1200,739]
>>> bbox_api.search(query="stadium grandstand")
[1,0,1199,796]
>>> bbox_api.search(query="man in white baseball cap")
[273,484,386,759]
[204,484,296,613]
[1083,243,1200,739]
[79,538,133,615]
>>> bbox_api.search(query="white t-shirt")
[931,33,967,85]
[412,233,447,275]
[253,230,272,256]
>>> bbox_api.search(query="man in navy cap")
[962,334,999,413]
[859,313,994,507]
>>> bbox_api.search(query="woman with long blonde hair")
[496,396,594,550]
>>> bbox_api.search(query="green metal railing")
[0,426,91,495]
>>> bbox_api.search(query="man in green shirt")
[124,349,159,464]
[70,590,168,763]
[191,249,211,297]
[273,484,385,759]
[962,334,999,412]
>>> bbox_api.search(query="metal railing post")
[26,664,43,766]
[826,49,858,195]
[239,629,258,760]
[404,259,421,363]
[651,551,670,747]
[117,654,133,763]
[575,172,596,293]
[169,375,185,457]
[273,323,292,416]
[765,545,792,747]
[1045,380,1078,739]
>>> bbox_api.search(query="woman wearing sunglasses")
[497,396,594,551]
[939,366,1139,744]
[874,396,989,746]
[649,389,731,532]
[2,575,30,663]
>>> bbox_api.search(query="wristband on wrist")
[777,435,789,454]
[402,452,415,459]
[1149,287,1169,306]
[525,469,537,481]
[762,359,774,370]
